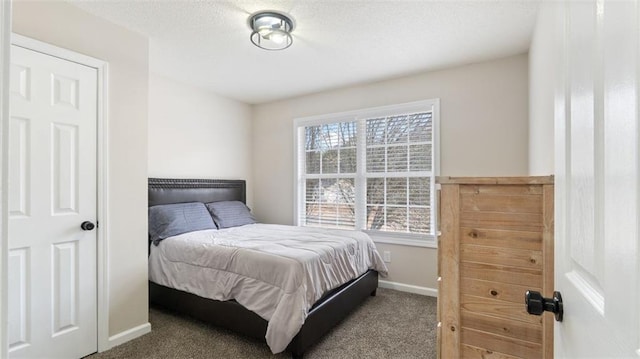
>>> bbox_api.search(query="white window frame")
[293,99,440,248]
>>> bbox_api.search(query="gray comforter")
[148,223,388,353]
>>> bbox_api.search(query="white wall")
[12,0,149,339]
[148,74,253,205]
[529,3,556,175]
[252,54,530,290]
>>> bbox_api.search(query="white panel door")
[8,45,97,358]
[554,0,640,356]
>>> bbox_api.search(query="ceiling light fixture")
[248,11,295,51]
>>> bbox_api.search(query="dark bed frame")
[148,178,379,358]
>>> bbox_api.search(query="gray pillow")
[205,201,256,229]
[149,202,216,245]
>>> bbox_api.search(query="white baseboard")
[379,280,438,297]
[106,322,151,350]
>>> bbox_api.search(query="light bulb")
[269,32,286,44]
[258,28,272,38]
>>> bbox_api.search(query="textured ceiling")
[69,0,540,104]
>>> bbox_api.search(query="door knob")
[525,290,563,322]
[80,221,95,231]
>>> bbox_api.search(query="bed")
[147,178,387,358]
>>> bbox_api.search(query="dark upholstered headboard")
[148,178,246,207]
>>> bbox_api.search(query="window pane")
[305,178,321,226]
[387,145,408,172]
[409,207,430,234]
[305,126,321,150]
[367,178,385,204]
[322,149,338,173]
[306,151,320,174]
[339,122,357,147]
[340,148,356,173]
[366,147,386,172]
[409,113,432,143]
[305,203,321,226]
[386,178,407,205]
[306,121,357,175]
[387,116,408,143]
[409,177,430,206]
[336,204,355,228]
[305,178,356,229]
[409,144,431,171]
[366,118,386,145]
[336,178,355,204]
[319,205,338,224]
[320,179,337,203]
[305,179,320,203]
[386,207,408,232]
[367,205,385,230]
[321,123,339,148]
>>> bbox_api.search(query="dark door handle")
[80,221,95,231]
[525,290,563,322]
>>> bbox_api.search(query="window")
[294,100,439,247]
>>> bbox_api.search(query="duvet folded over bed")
[148,223,388,354]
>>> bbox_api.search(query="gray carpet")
[88,288,437,359]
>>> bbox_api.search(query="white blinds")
[295,100,438,240]
[364,112,433,234]
[303,122,357,229]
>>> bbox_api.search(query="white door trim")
[0,1,12,358]
[9,33,111,353]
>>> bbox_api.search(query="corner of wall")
[528,2,556,176]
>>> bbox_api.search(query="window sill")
[366,231,438,248]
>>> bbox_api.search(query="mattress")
[148,223,388,353]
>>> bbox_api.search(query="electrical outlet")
[383,251,391,263]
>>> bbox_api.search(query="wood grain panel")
[460,228,542,251]
[460,261,542,288]
[461,328,542,359]
[438,184,460,358]
[460,211,543,232]
[461,311,542,343]
[461,344,522,359]
[438,176,554,185]
[460,278,539,304]
[437,177,553,358]
[459,184,543,196]
[461,244,542,270]
[461,295,542,325]
[436,276,442,359]
[461,194,542,214]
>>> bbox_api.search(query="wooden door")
[553,0,640,356]
[8,44,98,358]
